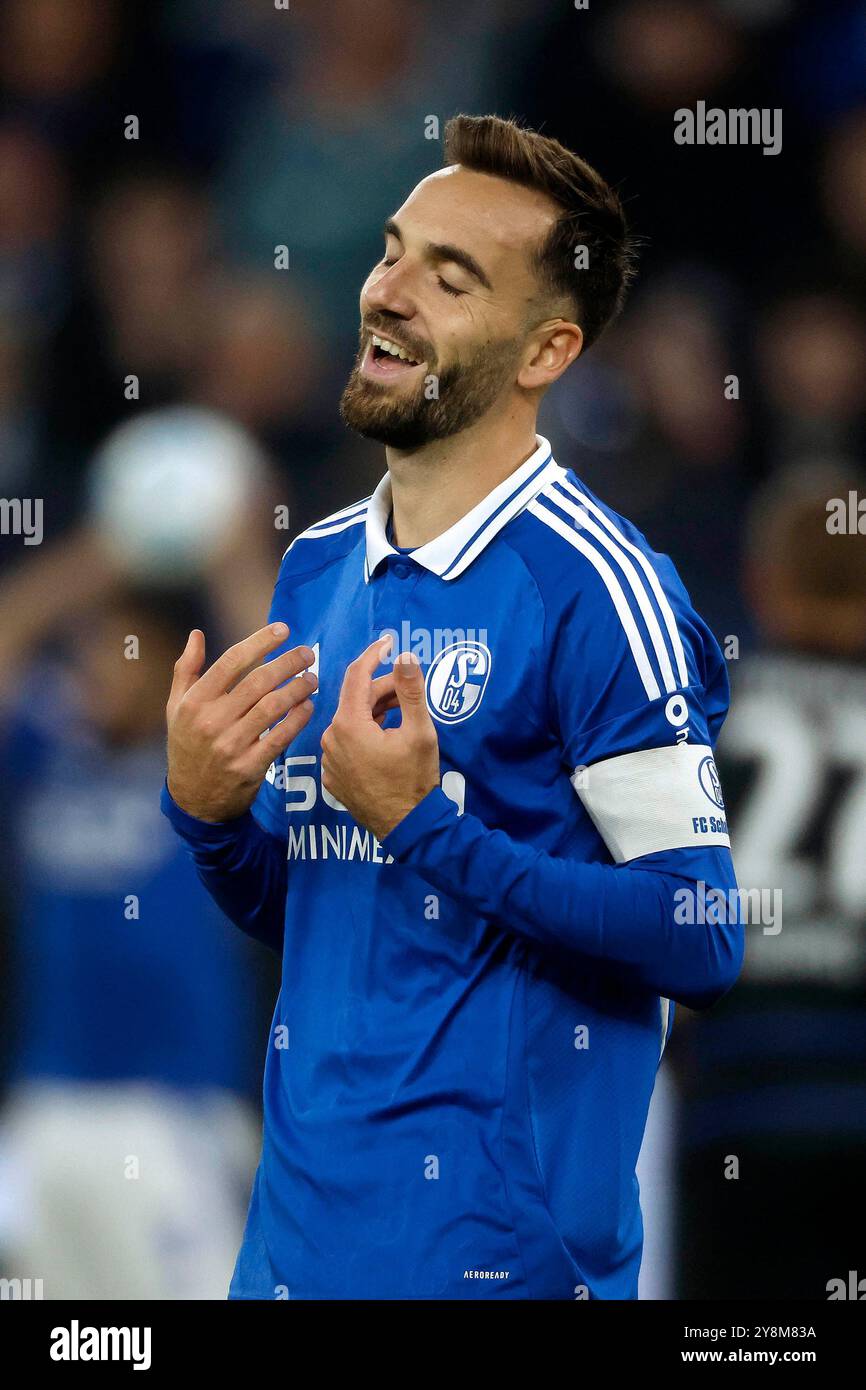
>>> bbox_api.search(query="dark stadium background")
[0,0,863,1300]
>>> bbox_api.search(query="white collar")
[364,435,560,583]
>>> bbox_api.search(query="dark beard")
[339,333,522,449]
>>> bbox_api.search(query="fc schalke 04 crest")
[425,641,492,724]
[698,754,725,809]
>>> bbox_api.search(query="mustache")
[360,317,433,365]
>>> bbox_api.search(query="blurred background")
[0,0,863,1299]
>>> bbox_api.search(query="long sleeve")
[160,780,287,953]
[383,788,743,1009]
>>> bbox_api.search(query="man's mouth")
[361,333,427,381]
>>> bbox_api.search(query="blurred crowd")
[0,0,864,622]
[0,0,864,1299]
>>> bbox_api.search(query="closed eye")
[437,275,465,297]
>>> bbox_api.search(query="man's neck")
[385,410,539,550]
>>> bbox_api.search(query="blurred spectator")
[821,107,866,269]
[0,0,119,110]
[0,406,290,1297]
[44,172,216,471]
[217,0,509,355]
[0,322,41,500]
[0,125,69,327]
[598,0,742,110]
[673,466,866,1299]
[755,293,866,471]
[541,272,750,639]
[0,581,263,1298]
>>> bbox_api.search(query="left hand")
[321,639,440,841]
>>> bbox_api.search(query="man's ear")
[517,320,583,391]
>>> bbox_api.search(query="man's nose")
[364,261,416,320]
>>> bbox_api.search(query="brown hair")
[443,114,637,351]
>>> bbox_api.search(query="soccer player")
[163,115,744,1300]
[677,469,866,1299]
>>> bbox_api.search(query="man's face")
[340,166,559,449]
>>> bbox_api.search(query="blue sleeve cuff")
[381,786,459,862]
[160,779,254,845]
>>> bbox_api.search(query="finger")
[226,642,316,717]
[392,651,433,735]
[372,691,400,726]
[196,623,291,699]
[237,668,318,742]
[337,635,393,717]
[370,672,399,726]
[370,671,396,707]
[167,629,206,712]
[247,695,316,772]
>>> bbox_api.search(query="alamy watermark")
[674,102,782,156]
[0,1276,44,1299]
[0,497,43,545]
[378,621,489,664]
[50,1321,151,1370]
[826,491,865,534]
[674,880,782,935]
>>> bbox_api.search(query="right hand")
[166,622,317,822]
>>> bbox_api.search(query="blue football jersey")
[2,666,260,1095]
[176,435,741,1299]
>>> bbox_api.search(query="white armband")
[571,743,730,864]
